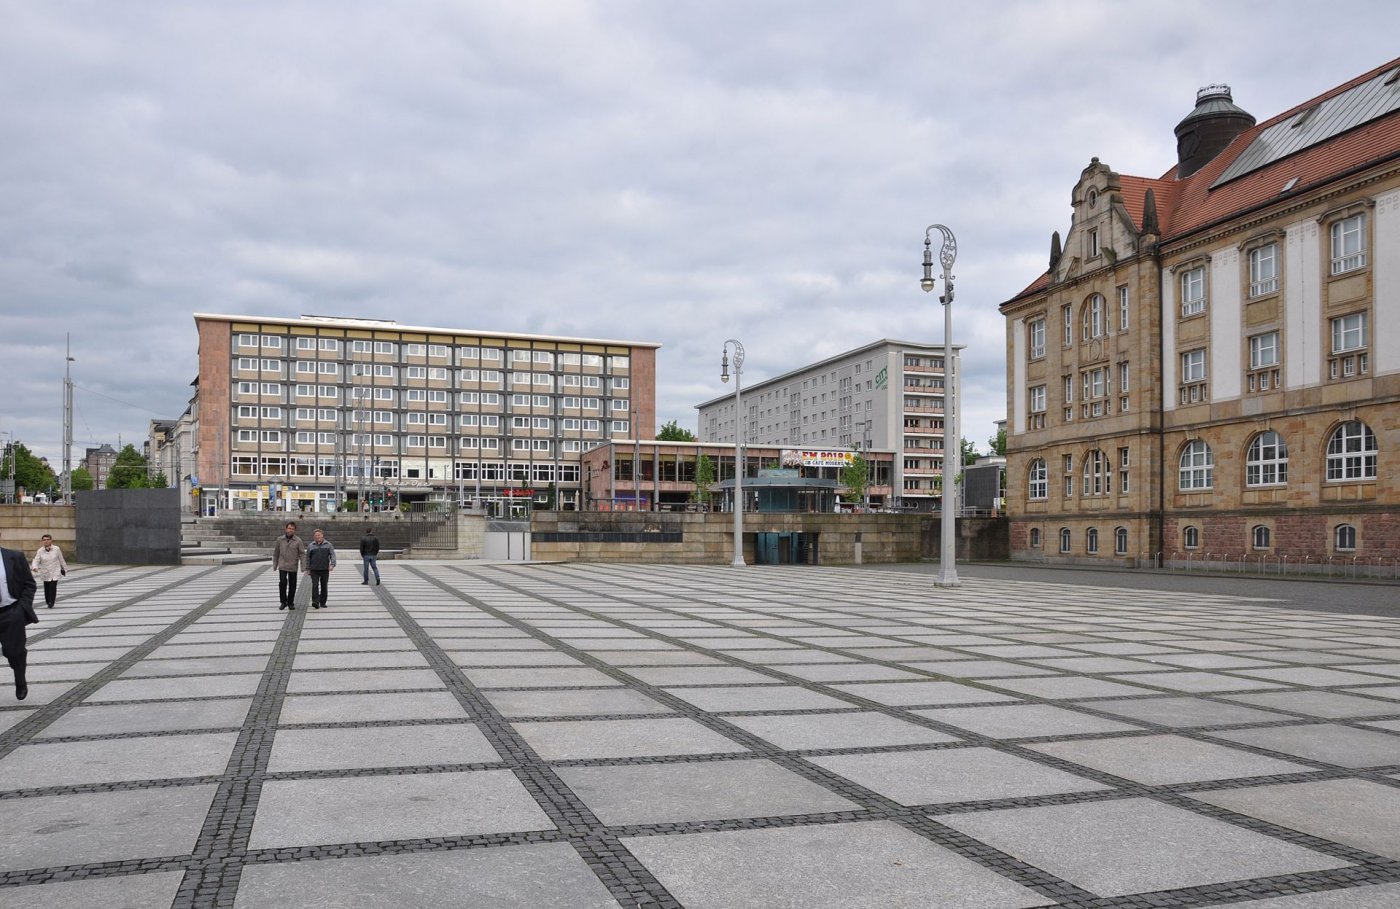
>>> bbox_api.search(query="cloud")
[2,0,1395,467]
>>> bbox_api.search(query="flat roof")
[693,337,963,409]
[193,312,662,349]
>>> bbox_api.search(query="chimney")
[1174,84,1255,179]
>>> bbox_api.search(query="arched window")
[1252,525,1271,549]
[1245,431,1288,486]
[1082,449,1108,496]
[1335,524,1357,552]
[1028,459,1047,500]
[1059,528,1071,553]
[1183,526,1200,550]
[1029,527,1042,548]
[1082,294,1105,341]
[1086,528,1099,554]
[1115,527,1128,555]
[1326,421,1377,480]
[1179,440,1214,490]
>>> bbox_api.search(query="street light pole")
[921,223,961,588]
[63,335,74,504]
[720,340,746,567]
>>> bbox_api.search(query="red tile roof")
[1008,57,1400,304]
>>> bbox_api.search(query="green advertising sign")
[874,367,887,389]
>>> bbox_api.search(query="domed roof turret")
[1174,84,1256,178]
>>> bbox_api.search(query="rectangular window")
[1062,375,1073,405]
[237,334,257,348]
[611,420,630,434]
[319,338,340,352]
[1331,214,1366,274]
[405,389,426,402]
[1089,227,1100,258]
[1118,286,1129,331]
[318,362,339,376]
[295,361,316,374]
[1181,266,1205,316]
[1029,319,1046,359]
[428,344,449,358]
[1029,385,1047,412]
[351,340,371,353]
[406,366,427,380]
[428,390,447,403]
[295,337,315,350]
[1062,305,1072,346]
[1249,243,1279,296]
[374,341,395,355]
[1331,313,1367,353]
[1250,331,1280,369]
[1181,349,1206,382]
[261,335,282,349]
[1118,361,1130,393]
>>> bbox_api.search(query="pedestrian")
[359,526,381,585]
[30,534,69,608]
[1,545,38,700]
[272,521,306,611]
[305,527,337,609]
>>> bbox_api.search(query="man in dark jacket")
[359,527,381,585]
[0,546,39,700]
[305,528,337,609]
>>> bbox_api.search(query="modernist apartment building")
[192,313,658,512]
[1001,59,1400,567]
[695,339,962,511]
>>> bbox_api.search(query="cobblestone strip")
[372,579,685,909]
[0,566,258,757]
[169,591,308,909]
[411,565,1099,906]
[25,566,215,644]
[444,564,1400,904]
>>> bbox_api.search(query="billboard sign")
[781,449,856,469]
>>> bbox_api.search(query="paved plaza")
[4,562,1400,907]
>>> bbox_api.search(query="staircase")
[182,517,267,565]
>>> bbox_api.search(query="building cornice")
[193,312,662,350]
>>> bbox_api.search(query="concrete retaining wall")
[0,504,76,556]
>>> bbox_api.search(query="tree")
[70,466,94,492]
[692,454,716,509]
[960,437,980,467]
[2,442,56,498]
[657,420,697,441]
[989,428,1007,457]
[840,453,869,506]
[106,444,150,489]
[150,472,169,488]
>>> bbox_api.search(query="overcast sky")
[3,1,1397,469]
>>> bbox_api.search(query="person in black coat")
[359,527,381,585]
[0,546,39,700]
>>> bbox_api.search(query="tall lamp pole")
[921,224,961,587]
[720,340,746,567]
[62,335,74,504]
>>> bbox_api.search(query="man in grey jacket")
[305,528,337,609]
[272,522,306,611]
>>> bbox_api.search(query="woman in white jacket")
[30,534,68,608]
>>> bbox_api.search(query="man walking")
[359,526,381,585]
[273,521,306,611]
[1,545,38,700]
[305,528,337,609]
[30,534,69,608]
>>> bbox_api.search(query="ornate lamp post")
[921,223,961,587]
[720,340,746,567]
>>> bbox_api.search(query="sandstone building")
[1000,59,1400,568]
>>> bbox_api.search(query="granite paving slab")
[621,665,780,685]
[1210,723,1400,768]
[291,649,430,669]
[776,663,926,682]
[940,797,1349,897]
[907,660,1053,679]
[120,654,272,677]
[267,723,500,771]
[0,708,36,734]
[8,869,185,908]
[35,698,253,738]
[87,673,264,702]
[725,710,960,750]
[809,746,1108,805]
[1223,690,1400,718]
[445,650,584,667]
[915,704,1142,739]
[1190,778,1400,860]
[248,769,555,849]
[0,785,217,872]
[831,680,1020,707]
[232,844,621,909]
[277,690,468,724]
[557,758,859,825]
[1081,696,1292,727]
[284,668,443,693]
[482,687,672,718]
[512,717,749,760]
[983,676,1160,700]
[621,820,1052,909]
[1027,734,1312,785]
[665,685,854,712]
[462,667,622,688]
[1102,671,1283,693]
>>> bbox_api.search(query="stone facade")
[0,504,77,555]
[1001,63,1400,571]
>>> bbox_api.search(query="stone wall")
[0,504,76,556]
[196,512,482,558]
[76,489,182,565]
[532,512,1008,564]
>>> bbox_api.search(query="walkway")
[3,562,1400,907]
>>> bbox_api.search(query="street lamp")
[921,223,960,587]
[720,340,746,567]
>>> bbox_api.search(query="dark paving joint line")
[373,576,685,909]
[411,565,1100,907]
[26,565,220,645]
[443,564,1400,903]
[0,567,261,759]
[170,590,310,909]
